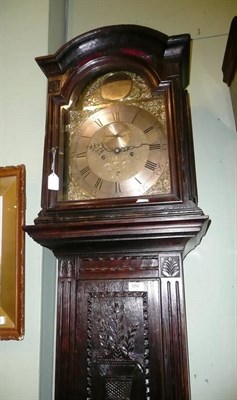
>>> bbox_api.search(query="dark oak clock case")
[26,25,209,400]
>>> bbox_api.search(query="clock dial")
[60,71,172,201]
[69,104,168,199]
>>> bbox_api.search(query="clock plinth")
[25,25,209,399]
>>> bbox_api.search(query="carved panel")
[59,255,159,281]
[79,256,159,272]
[87,291,150,399]
[55,276,165,399]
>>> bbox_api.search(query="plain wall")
[0,0,236,399]
[0,0,49,399]
[39,2,66,398]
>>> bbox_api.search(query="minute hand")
[122,142,160,151]
[88,142,159,154]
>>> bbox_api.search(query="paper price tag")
[48,172,59,191]
[128,282,144,291]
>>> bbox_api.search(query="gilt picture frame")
[0,165,25,340]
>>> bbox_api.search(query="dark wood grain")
[222,16,237,85]
[222,16,237,129]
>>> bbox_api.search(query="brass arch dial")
[61,71,171,201]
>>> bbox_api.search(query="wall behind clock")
[0,1,63,399]
[0,1,236,400]
[0,1,47,399]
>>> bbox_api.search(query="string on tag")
[51,147,57,174]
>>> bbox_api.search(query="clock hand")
[88,141,153,155]
[123,143,150,150]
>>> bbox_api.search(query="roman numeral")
[134,177,142,184]
[144,125,155,134]
[145,160,157,171]
[80,165,91,178]
[115,182,121,193]
[76,151,87,158]
[112,111,120,122]
[131,110,140,123]
[149,143,161,150]
[94,177,103,190]
[94,119,103,128]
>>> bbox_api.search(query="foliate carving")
[87,291,150,399]
[59,258,76,278]
[97,300,139,360]
[80,255,159,272]
[160,255,180,277]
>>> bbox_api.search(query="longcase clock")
[25,25,209,400]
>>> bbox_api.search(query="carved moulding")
[59,254,181,278]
